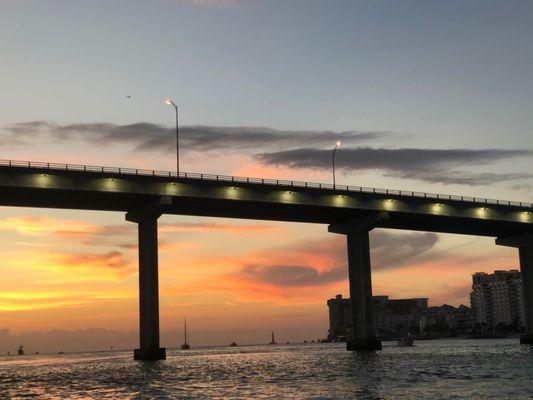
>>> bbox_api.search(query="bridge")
[1,159,532,360]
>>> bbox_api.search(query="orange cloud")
[5,249,136,284]
[0,216,134,240]
[58,251,131,271]
[159,222,280,234]
[0,290,134,312]
[0,216,97,237]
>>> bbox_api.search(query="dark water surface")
[1,339,533,399]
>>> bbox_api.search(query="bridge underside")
[0,186,530,237]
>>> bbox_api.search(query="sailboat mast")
[184,319,188,344]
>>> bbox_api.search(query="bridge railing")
[0,159,531,209]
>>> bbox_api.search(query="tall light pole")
[165,98,179,175]
[332,141,341,187]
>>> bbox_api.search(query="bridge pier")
[126,197,171,361]
[329,213,387,351]
[496,233,533,344]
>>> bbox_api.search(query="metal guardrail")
[0,159,531,209]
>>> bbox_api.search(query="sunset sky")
[0,0,532,352]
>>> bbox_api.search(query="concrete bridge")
[1,159,532,360]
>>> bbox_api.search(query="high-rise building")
[470,270,524,329]
[327,294,351,341]
[327,294,428,340]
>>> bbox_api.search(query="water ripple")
[1,339,533,399]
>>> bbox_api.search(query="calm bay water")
[1,339,532,399]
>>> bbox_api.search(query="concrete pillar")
[126,197,171,361]
[133,217,165,360]
[329,212,387,351]
[518,245,533,344]
[496,233,533,345]
[345,231,381,350]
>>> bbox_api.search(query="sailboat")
[180,319,190,350]
[269,331,277,345]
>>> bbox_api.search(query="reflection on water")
[1,339,533,399]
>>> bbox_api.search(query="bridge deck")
[0,159,531,237]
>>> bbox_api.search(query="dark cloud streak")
[5,121,529,186]
[236,231,440,287]
[2,121,387,152]
[240,264,346,287]
[257,147,532,185]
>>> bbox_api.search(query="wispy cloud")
[57,251,130,271]
[0,216,98,237]
[0,217,276,242]
[159,222,279,234]
[240,264,345,287]
[3,121,529,186]
[371,231,439,270]
[257,147,533,185]
[0,290,133,312]
[1,121,386,153]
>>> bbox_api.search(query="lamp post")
[165,98,179,175]
[332,141,341,187]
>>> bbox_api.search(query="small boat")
[17,346,24,356]
[397,334,414,347]
[229,342,238,347]
[269,331,277,345]
[180,319,190,350]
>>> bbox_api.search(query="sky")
[0,0,532,353]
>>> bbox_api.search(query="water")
[1,339,533,399]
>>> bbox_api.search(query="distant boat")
[17,345,24,356]
[269,331,277,345]
[230,342,238,347]
[180,319,190,350]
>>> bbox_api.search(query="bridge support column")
[329,213,388,351]
[126,197,171,361]
[496,233,533,344]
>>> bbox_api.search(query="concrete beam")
[328,212,388,235]
[495,233,533,248]
[126,196,172,223]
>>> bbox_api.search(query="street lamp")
[332,141,341,187]
[165,98,179,175]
